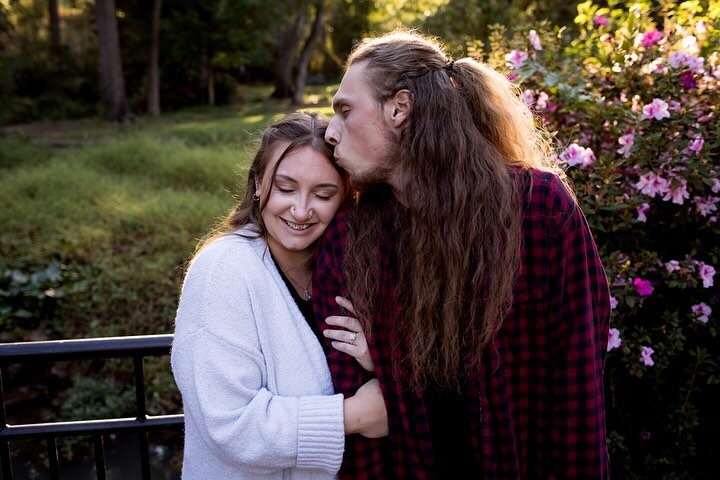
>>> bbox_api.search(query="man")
[313,31,611,479]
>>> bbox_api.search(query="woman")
[171,112,386,479]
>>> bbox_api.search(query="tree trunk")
[271,13,305,99]
[147,0,161,116]
[208,66,215,106]
[95,0,130,122]
[200,45,215,106]
[293,1,325,106]
[48,0,61,54]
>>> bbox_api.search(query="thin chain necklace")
[284,270,312,301]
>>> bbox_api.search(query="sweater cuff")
[296,393,345,473]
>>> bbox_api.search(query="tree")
[271,10,306,99]
[292,0,325,105]
[147,0,161,115]
[95,0,130,122]
[48,0,60,54]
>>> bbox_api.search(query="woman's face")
[258,143,345,263]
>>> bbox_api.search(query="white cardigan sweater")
[171,230,344,479]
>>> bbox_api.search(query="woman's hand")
[323,296,374,372]
[343,378,388,438]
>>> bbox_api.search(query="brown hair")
[343,30,564,390]
[197,112,346,252]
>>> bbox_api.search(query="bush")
[477,1,718,477]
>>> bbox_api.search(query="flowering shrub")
[482,1,719,477]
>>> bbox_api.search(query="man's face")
[325,62,396,185]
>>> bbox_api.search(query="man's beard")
[349,131,400,190]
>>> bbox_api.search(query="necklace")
[285,270,312,301]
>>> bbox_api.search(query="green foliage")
[60,375,136,421]
[0,257,90,338]
[0,136,52,169]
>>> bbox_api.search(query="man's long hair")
[344,31,562,390]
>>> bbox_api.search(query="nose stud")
[291,206,313,217]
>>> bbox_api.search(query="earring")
[253,192,260,201]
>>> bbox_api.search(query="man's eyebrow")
[332,96,348,112]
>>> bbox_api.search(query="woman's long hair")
[344,30,564,390]
[196,112,346,253]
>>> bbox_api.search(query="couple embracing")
[172,30,611,480]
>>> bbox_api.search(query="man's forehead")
[333,63,369,104]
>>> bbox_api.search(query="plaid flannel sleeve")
[548,184,611,479]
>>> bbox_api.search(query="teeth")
[284,219,311,231]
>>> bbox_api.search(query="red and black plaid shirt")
[313,169,611,479]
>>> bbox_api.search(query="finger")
[331,341,360,356]
[323,329,360,344]
[335,296,357,315]
[324,315,358,331]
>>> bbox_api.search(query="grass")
[1,85,338,339]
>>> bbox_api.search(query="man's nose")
[325,120,339,146]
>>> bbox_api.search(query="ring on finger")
[349,332,358,343]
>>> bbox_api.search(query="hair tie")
[445,59,455,73]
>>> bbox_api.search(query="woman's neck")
[267,239,312,278]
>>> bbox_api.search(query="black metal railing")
[0,334,183,480]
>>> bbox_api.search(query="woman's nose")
[290,203,312,221]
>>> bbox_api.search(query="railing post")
[133,356,152,479]
[0,366,13,480]
[93,435,106,480]
[46,436,60,480]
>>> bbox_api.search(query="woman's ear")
[384,89,412,129]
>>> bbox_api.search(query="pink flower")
[559,144,595,169]
[505,50,529,69]
[640,346,655,366]
[686,55,704,73]
[528,30,542,51]
[641,99,670,120]
[694,196,718,217]
[610,296,618,310]
[668,100,682,111]
[535,91,549,110]
[635,172,671,198]
[521,89,535,108]
[665,260,681,272]
[593,15,609,26]
[687,136,703,154]
[668,51,689,69]
[634,277,654,296]
[663,178,689,205]
[636,202,650,222]
[617,132,635,157]
[641,29,664,48]
[712,179,720,194]
[697,262,716,288]
[679,71,697,89]
[691,302,711,324]
[607,327,622,351]
[506,73,519,82]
